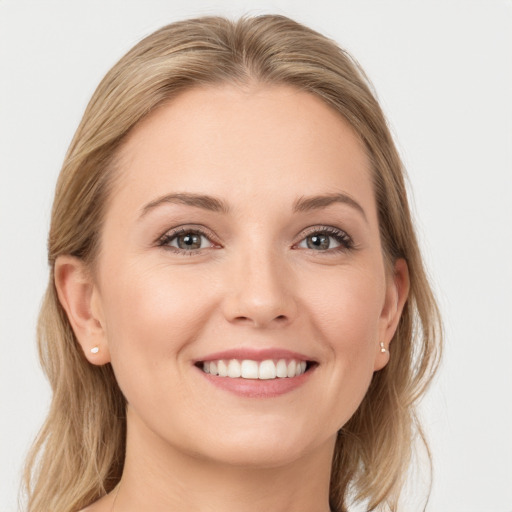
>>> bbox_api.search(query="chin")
[181,417,335,469]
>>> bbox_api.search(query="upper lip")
[195,348,316,363]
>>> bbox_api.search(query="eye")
[157,227,216,255]
[296,226,354,253]
[157,225,354,256]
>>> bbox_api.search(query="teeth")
[202,358,309,379]
[276,359,288,378]
[227,359,241,378]
[287,360,296,378]
[241,360,259,379]
[259,360,276,380]
[217,360,228,377]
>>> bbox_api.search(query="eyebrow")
[292,192,367,221]
[141,193,231,217]
[140,191,367,221]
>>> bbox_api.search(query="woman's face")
[84,84,405,467]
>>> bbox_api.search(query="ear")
[374,258,410,371]
[54,255,110,365]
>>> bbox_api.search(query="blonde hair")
[24,14,442,512]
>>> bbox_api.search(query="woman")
[23,14,441,512]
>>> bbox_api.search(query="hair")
[23,14,442,512]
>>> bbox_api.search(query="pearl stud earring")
[91,346,99,354]
[380,342,387,353]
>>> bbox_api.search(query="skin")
[56,83,409,512]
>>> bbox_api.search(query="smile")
[201,359,308,380]
[195,348,317,397]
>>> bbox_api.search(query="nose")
[221,245,298,329]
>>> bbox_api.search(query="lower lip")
[196,366,315,398]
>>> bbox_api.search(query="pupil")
[179,233,200,249]
[308,234,329,250]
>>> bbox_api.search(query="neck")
[113,408,335,512]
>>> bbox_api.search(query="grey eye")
[299,233,342,251]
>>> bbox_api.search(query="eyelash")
[156,225,355,256]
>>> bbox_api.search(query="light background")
[1,1,511,511]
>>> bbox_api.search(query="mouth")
[195,358,317,380]
[193,348,318,397]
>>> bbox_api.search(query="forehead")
[112,83,375,221]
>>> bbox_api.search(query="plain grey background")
[1,1,511,511]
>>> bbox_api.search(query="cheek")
[99,262,213,378]
[304,264,385,415]
[308,264,385,349]
[97,261,225,428]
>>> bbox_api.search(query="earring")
[90,346,99,354]
[380,342,387,353]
